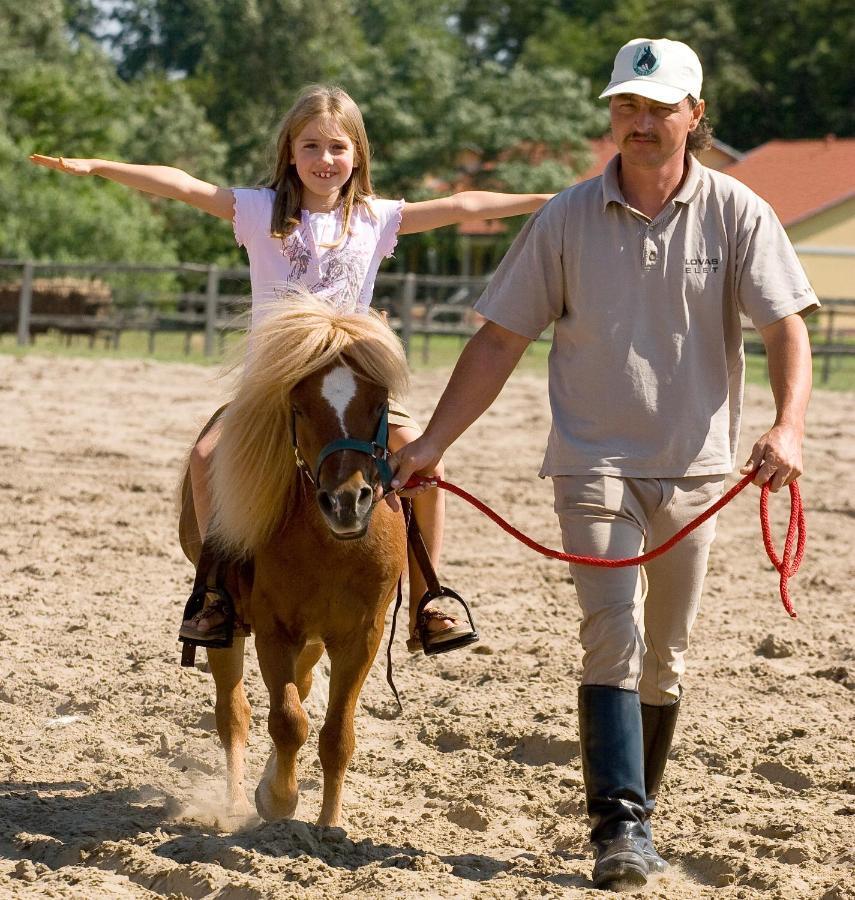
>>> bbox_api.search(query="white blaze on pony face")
[321,365,358,434]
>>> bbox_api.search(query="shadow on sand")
[1,780,591,891]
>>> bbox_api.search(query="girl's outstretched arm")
[398,191,554,236]
[28,155,234,220]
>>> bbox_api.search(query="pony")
[178,295,409,827]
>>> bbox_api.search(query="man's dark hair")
[686,95,713,154]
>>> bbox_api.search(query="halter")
[292,403,394,492]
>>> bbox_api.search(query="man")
[393,38,816,891]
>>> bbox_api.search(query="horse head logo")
[633,44,660,76]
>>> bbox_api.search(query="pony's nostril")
[317,491,334,516]
[358,486,373,507]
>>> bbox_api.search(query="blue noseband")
[293,404,394,493]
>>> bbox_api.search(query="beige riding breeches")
[553,474,726,705]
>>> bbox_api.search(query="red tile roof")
[722,137,855,226]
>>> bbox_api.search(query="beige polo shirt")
[475,154,818,478]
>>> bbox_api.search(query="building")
[722,137,855,301]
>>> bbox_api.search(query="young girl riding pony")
[31,84,551,656]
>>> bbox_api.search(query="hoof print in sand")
[752,761,813,790]
[445,802,489,832]
[755,634,796,658]
[510,732,579,766]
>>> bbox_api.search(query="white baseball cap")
[599,38,703,104]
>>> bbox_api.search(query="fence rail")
[2,255,854,380]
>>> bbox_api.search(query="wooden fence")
[2,251,854,380]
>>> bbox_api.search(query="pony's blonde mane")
[209,292,409,558]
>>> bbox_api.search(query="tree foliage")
[458,0,855,148]
[1,0,851,266]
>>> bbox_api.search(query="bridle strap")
[294,405,394,492]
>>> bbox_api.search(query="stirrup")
[178,584,235,661]
[415,587,479,656]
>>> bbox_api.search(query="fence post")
[400,272,416,361]
[821,307,835,385]
[204,264,219,357]
[16,261,34,346]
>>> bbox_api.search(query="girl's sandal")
[178,585,235,649]
[406,606,478,655]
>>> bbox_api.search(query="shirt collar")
[601,152,705,212]
[672,153,704,205]
[601,155,624,210]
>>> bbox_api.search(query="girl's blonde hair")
[269,84,374,249]
[210,290,409,558]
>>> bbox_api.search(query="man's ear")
[688,98,705,131]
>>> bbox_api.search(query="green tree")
[111,0,366,181]
[0,0,237,264]
[459,0,855,149]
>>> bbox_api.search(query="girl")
[30,84,552,656]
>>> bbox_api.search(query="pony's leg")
[296,641,325,701]
[254,636,307,821]
[207,637,252,817]
[317,621,383,827]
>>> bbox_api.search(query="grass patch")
[3,329,853,389]
[744,352,855,391]
[0,328,241,366]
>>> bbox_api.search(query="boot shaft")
[641,696,681,818]
[578,684,647,844]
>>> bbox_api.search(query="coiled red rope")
[403,471,806,618]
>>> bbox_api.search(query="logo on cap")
[632,44,660,76]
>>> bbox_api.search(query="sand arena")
[1,354,853,898]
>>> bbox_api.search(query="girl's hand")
[29,155,96,176]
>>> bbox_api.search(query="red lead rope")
[403,471,806,619]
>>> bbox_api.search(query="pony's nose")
[317,489,334,518]
[356,484,373,512]
[316,484,375,530]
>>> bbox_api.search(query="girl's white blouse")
[232,188,404,329]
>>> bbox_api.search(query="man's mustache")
[624,132,659,143]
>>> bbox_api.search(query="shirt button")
[649,248,658,261]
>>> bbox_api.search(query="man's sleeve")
[735,199,819,329]
[474,204,567,340]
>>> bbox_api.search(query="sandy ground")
[0,353,853,900]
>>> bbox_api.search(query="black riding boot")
[578,685,649,891]
[640,694,681,873]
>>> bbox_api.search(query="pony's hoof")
[316,812,343,828]
[255,784,298,821]
[254,750,298,822]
